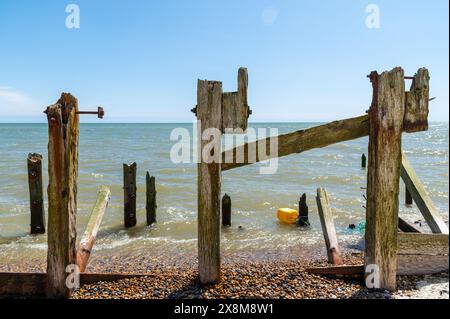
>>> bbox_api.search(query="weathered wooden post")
[146,172,157,225]
[45,93,79,298]
[365,67,430,291]
[27,153,45,234]
[298,193,310,227]
[222,194,231,227]
[77,186,111,272]
[123,163,137,228]
[194,68,250,285]
[361,153,367,169]
[316,188,343,265]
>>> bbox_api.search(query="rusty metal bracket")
[76,106,105,119]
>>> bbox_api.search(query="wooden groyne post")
[146,172,157,225]
[298,193,310,227]
[193,68,250,285]
[27,153,45,234]
[316,188,343,265]
[123,163,137,228]
[365,68,431,291]
[361,154,366,169]
[222,194,231,227]
[76,186,111,272]
[45,93,79,298]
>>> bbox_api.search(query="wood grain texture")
[197,80,222,285]
[27,153,45,234]
[316,188,343,265]
[76,186,111,272]
[404,68,430,133]
[123,162,137,228]
[222,68,250,132]
[222,115,369,171]
[146,173,157,225]
[401,154,448,234]
[365,68,405,291]
[45,93,79,298]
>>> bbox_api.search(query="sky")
[0,0,448,123]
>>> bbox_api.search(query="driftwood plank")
[76,186,111,273]
[401,154,448,234]
[27,153,45,234]
[365,68,405,291]
[45,93,79,299]
[197,80,223,285]
[316,188,343,265]
[221,114,369,171]
[146,173,157,225]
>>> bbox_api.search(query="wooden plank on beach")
[365,68,405,291]
[221,114,370,171]
[27,153,45,234]
[197,79,222,285]
[316,188,343,265]
[76,186,111,273]
[123,162,137,228]
[146,172,157,225]
[401,154,449,234]
[305,265,364,277]
[45,93,79,299]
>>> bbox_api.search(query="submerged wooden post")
[77,186,111,272]
[365,68,405,291]
[123,163,137,228]
[405,187,413,206]
[45,93,79,298]
[316,188,343,265]
[146,172,157,225]
[361,153,367,169]
[298,193,310,227]
[401,154,448,234]
[197,80,223,284]
[222,194,231,227]
[27,153,45,234]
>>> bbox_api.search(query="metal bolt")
[76,106,105,119]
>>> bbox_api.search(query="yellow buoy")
[277,208,299,224]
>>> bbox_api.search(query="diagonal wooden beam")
[221,115,369,171]
[401,154,449,234]
[76,186,111,273]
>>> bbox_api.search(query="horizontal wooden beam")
[0,272,166,296]
[221,115,370,171]
[307,233,449,277]
[398,217,421,233]
[401,154,449,234]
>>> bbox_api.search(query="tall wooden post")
[361,153,367,169]
[197,80,223,285]
[222,194,231,227]
[45,93,79,298]
[365,68,405,291]
[298,193,310,227]
[123,163,137,228]
[27,153,45,234]
[146,172,157,225]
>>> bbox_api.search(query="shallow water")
[0,122,448,265]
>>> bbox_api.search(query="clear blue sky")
[0,0,448,123]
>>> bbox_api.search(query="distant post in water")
[298,193,310,227]
[405,187,413,206]
[123,163,137,228]
[45,93,79,298]
[361,153,367,169]
[222,194,231,227]
[27,153,45,234]
[146,172,157,225]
